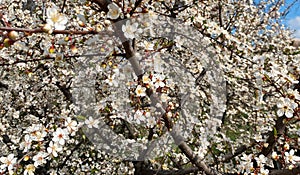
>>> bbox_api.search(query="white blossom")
[135,85,147,97]
[33,152,48,167]
[134,109,146,124]
[24,164,35,175]
[85,116,100,129]
[46,4,68,30]
[52,128,69,145]
[277,97,298,118]
[64,117,78,136]
[285,149,300,164]
[122,21,141,39]
[0,154,17,171]
[107,3,121,20]
[47,141,63,157]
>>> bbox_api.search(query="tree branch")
[112,19,218,175]
[129,0,143,16]
[0,27,99,35]
[261,116,286,156]
[134,164,199,175]
[220,141,256,163]
[90,0,112,12]
[55,81,73,102]
[270,166,300,175]
[0,81,8,89]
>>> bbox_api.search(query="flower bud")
[8,31,19,41]
[78,21,85,27]
[43,24,53,34]
[49,45,55,54]
[70,45,78,53]
[3,38,11,47]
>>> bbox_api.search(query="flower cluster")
[0,117,78,174]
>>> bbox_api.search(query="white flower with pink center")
[33,152,48,167]
[52,128,69,145]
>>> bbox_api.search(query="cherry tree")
[0,0,300,175]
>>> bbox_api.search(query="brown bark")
[90,0,111,12]
[261,116,286,156]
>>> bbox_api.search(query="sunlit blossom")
[107,3,121,20]
[142,74,151,84]
[24,164,35,175]
[277,97,297,118]
[272,152,279,160]
[52,128,69,145]
[46,4,68,30]
[122,21,141,39]
[47,141,63,157]
[33,152,48,167]
[0,154,17,171]
[285,149,300,164]
[135,85,147,97]
[1,1,300,175]
[64,117,78,136]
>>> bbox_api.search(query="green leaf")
[273,127,277,137]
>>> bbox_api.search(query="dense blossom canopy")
[0,0,300,175]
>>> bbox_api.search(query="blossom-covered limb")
[0,27,99,35]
